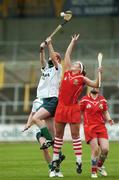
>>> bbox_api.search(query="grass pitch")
[0,141,119,180]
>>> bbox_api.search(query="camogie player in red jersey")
[80,88,114,178]
[49,34,102,177]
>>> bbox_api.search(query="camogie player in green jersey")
[23,37,64,177]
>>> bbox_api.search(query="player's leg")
[45,118,55,171]
[49,122,65,177]
[33,108,54,148]
[36,127,53,150]
[36,130,52,168]
[42,149,65,178]
[89,138,99,178]
[33,107,51,129]
[46,118,65,177]
[32,97,58,129]
[45,117,55,138]
[32,97,58,146]
[70,123,82,174]
[52,122,65,161]
[23,98,52,142]
[97,138,109,176]
[42,149,52,168]
[36,130,56,178]
[35,118,53,177]
[43,118,64,177]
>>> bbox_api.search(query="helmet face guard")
[48,59,54,68]
[90,88,99,94]
[90,89,98,94]
[48,52,61,68]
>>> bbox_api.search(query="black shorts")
[40,97,58,116]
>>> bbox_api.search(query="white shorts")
[31,98,43,113]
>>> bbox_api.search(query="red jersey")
[80,94,108,126]
[58,70,85,105]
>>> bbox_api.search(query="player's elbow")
[92,81,99,88]
[94,84,99,88]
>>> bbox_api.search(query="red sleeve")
[101,96,108,111]
[103,101,108,111]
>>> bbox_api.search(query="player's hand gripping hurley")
[40,11,72,50]
[97,52,103,88]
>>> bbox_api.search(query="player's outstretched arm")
[84,67,102,88]
[45,36,59,69]
[39,42,47,68]
[64,34,80,71]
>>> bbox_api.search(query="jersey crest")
[73,79,79,85]
[86,104,91,108]
[99,104,103,109]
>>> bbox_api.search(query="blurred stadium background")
[0,0,119,141]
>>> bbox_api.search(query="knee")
[32,114,41,124]
[55,129,64,139]
[36,131,41,142]
[71,131,79,139]
[101,147,109,155]
[92,146,99,156]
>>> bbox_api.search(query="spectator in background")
[23,37,64,177]
[80,87,114,178]
[49,34,102,177]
